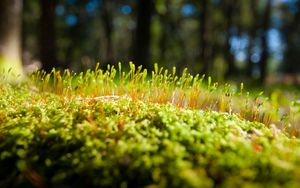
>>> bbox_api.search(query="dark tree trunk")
[134,0,154,69]
[259,0,271,83]
[246,0,259,78]
[159,19,168,64]
[224,0,237,78]
[158,3,170,63]
[246,36,254,77]
[158,0,186,71]
[0,0,23,75]
[199,0,210,75]
[281,1,300,75]
[101,1,114,65]
[40,0,57,72]
[64,0,85,70]
[246,0,258,78]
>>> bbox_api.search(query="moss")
[0,83,300,187]
[0,55,24,83]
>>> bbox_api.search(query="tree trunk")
[246,0,259,78]
[101,1,114,65]
[259,0,271,83]
[134,0,154,69]
[281,1,300,75]
[158,2,170,64]
[198,0,211,75]
[0,0,23,77]
[224,0,237,78]
[39,0,57,72]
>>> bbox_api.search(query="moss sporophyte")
[27,62,300,136]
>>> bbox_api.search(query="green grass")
[1,63,300,187]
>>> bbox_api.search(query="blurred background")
[1,0,300,84]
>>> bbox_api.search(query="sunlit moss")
[0,55,24,83]
[0,84,299,187]
[28,63,300,136]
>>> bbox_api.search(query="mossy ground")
[1,64,300,187]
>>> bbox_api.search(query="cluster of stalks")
[28,62,300,136]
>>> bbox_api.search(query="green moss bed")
[1,84,300,188]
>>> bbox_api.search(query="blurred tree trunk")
[281,1,300,76]
[39,0,57,72]
[0,0,23,77]
[246,0,259,78]
[101,1,114,65]
[134,0,154,69]
[159,23,167,62]
[65,0,85,70]
[224,0,237,78]
[157,0,186,71]
[198,0,210,75]
[158,1,170,64]
[259,0,271,82]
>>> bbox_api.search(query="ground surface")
[1,65,300,187]
[0,84,299,188]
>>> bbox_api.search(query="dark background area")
[1,0,300,84]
